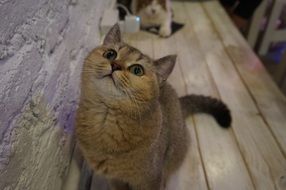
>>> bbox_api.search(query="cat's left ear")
[154,55,177,85]
[103,23,121,45]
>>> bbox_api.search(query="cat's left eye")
[128,64,144,76]
[103,49,117,60]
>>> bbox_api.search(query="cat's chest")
[95,109,135,128]
[92,108,145,148]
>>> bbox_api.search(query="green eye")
[103,49,117,60]
[129,64,144,76]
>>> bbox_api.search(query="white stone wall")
[0,0,110,189]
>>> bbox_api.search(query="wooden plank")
[202,1,286,160]
[191,3,282,190]
[62,144,83,190]
[172,3,217,97]
[173,2,255,190]
[186,1,286,189]
[175,117,208,190]
[204,0,286,163]
[123,32,154,57]
[150,33,186,97]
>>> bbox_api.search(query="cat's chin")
[101,71,126,91]
[94,74,116,89]
[102,73,116,85]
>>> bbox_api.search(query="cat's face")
[83,43,158,112]
[82,24,176,114]
[137,0,167,17]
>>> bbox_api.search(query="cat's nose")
[151,9,156,14]
[111,62,122,72]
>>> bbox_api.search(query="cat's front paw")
[159,26,171,38]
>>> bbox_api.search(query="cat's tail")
[179,95,232,128]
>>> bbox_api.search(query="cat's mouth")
[104,63,122,85]
[104,73,116,85]
[102,70,120,87]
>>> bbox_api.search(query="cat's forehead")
[121,46,153,66]
[107,43,150,60]
[118,44,140,55]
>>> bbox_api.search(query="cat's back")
[159,82,180,113]
[159,82,185,135]
[159,83,189,175]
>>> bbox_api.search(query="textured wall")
[0,0,110,189]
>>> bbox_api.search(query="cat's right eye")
[103,49,117,61]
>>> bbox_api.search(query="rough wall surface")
[0,0,110,189]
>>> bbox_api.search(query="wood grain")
[203,1,286,159]
[202,2,286,189]
[175,117,209,190]
[186,1,286,189]
[173,2,255,190]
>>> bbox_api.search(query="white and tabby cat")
[131,0,172,37]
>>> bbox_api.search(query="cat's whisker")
[123,89,139,118]
[122,88,142,122]
[127,89,143,125]
[121,75,130,86]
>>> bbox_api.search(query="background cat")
[131,0,172,37]
[76,24,231,190]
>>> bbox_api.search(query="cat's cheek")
[139,81,159,101]
[91,62,111,79]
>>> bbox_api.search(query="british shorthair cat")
[131,0,172,37]
[76,24,231,190]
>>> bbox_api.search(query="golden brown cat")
[76,24,231,190]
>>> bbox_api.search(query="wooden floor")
[122,1,286,190]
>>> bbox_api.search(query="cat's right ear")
[154,55,177,85]
[103,23,122,45]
